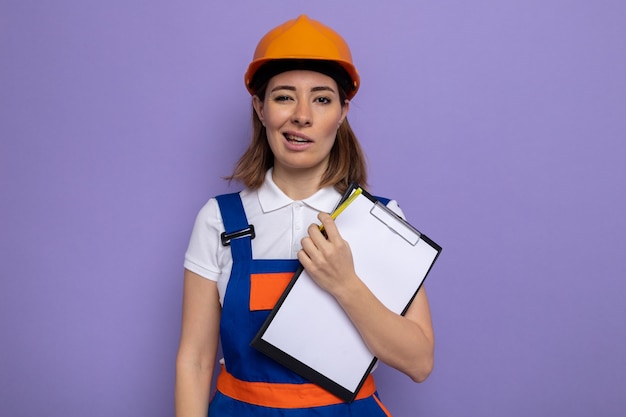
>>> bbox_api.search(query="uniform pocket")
[249,272,293,311]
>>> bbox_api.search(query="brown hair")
[227,64,368,195]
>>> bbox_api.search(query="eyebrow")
[270,85,337,94]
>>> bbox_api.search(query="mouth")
[284,133,312,144]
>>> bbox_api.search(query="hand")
[298,212,358,296]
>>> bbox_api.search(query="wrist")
[332,272,364,305]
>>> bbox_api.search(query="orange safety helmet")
[244,15,360,99]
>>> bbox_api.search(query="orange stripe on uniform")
[249,272,293,311]
[216,366,378,408]
[373,393,393,417]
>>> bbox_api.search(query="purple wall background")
[2,1,625,416]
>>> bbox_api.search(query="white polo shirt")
[184,169,402,305]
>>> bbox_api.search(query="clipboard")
[251,183,442,402]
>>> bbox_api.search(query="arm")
[175,269,221,417]
[298,213,434,382]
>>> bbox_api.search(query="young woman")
[175,15,434,416]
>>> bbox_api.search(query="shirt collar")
[258,168,342,213]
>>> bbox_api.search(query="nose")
[291,100,312,126]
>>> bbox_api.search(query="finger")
[307,222,328,247]
[300,235,317,257]
[317,213,341,242]
[297,248,312,269]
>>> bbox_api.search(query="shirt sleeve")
[183,198,227,281]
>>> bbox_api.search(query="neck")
[271,166,326,200]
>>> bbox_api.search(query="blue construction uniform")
[208,192,391,416]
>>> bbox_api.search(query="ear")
[339,99,350,125]
[252,95,265,126]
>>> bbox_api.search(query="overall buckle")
[220,225,255,246]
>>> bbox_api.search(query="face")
[253,70,349,182]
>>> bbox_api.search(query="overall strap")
[215,192,254,263]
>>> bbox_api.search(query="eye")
[315,96,332,104]
[273,95,293,102]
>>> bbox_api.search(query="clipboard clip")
[221,225,256,246]
[370,202,421,246]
